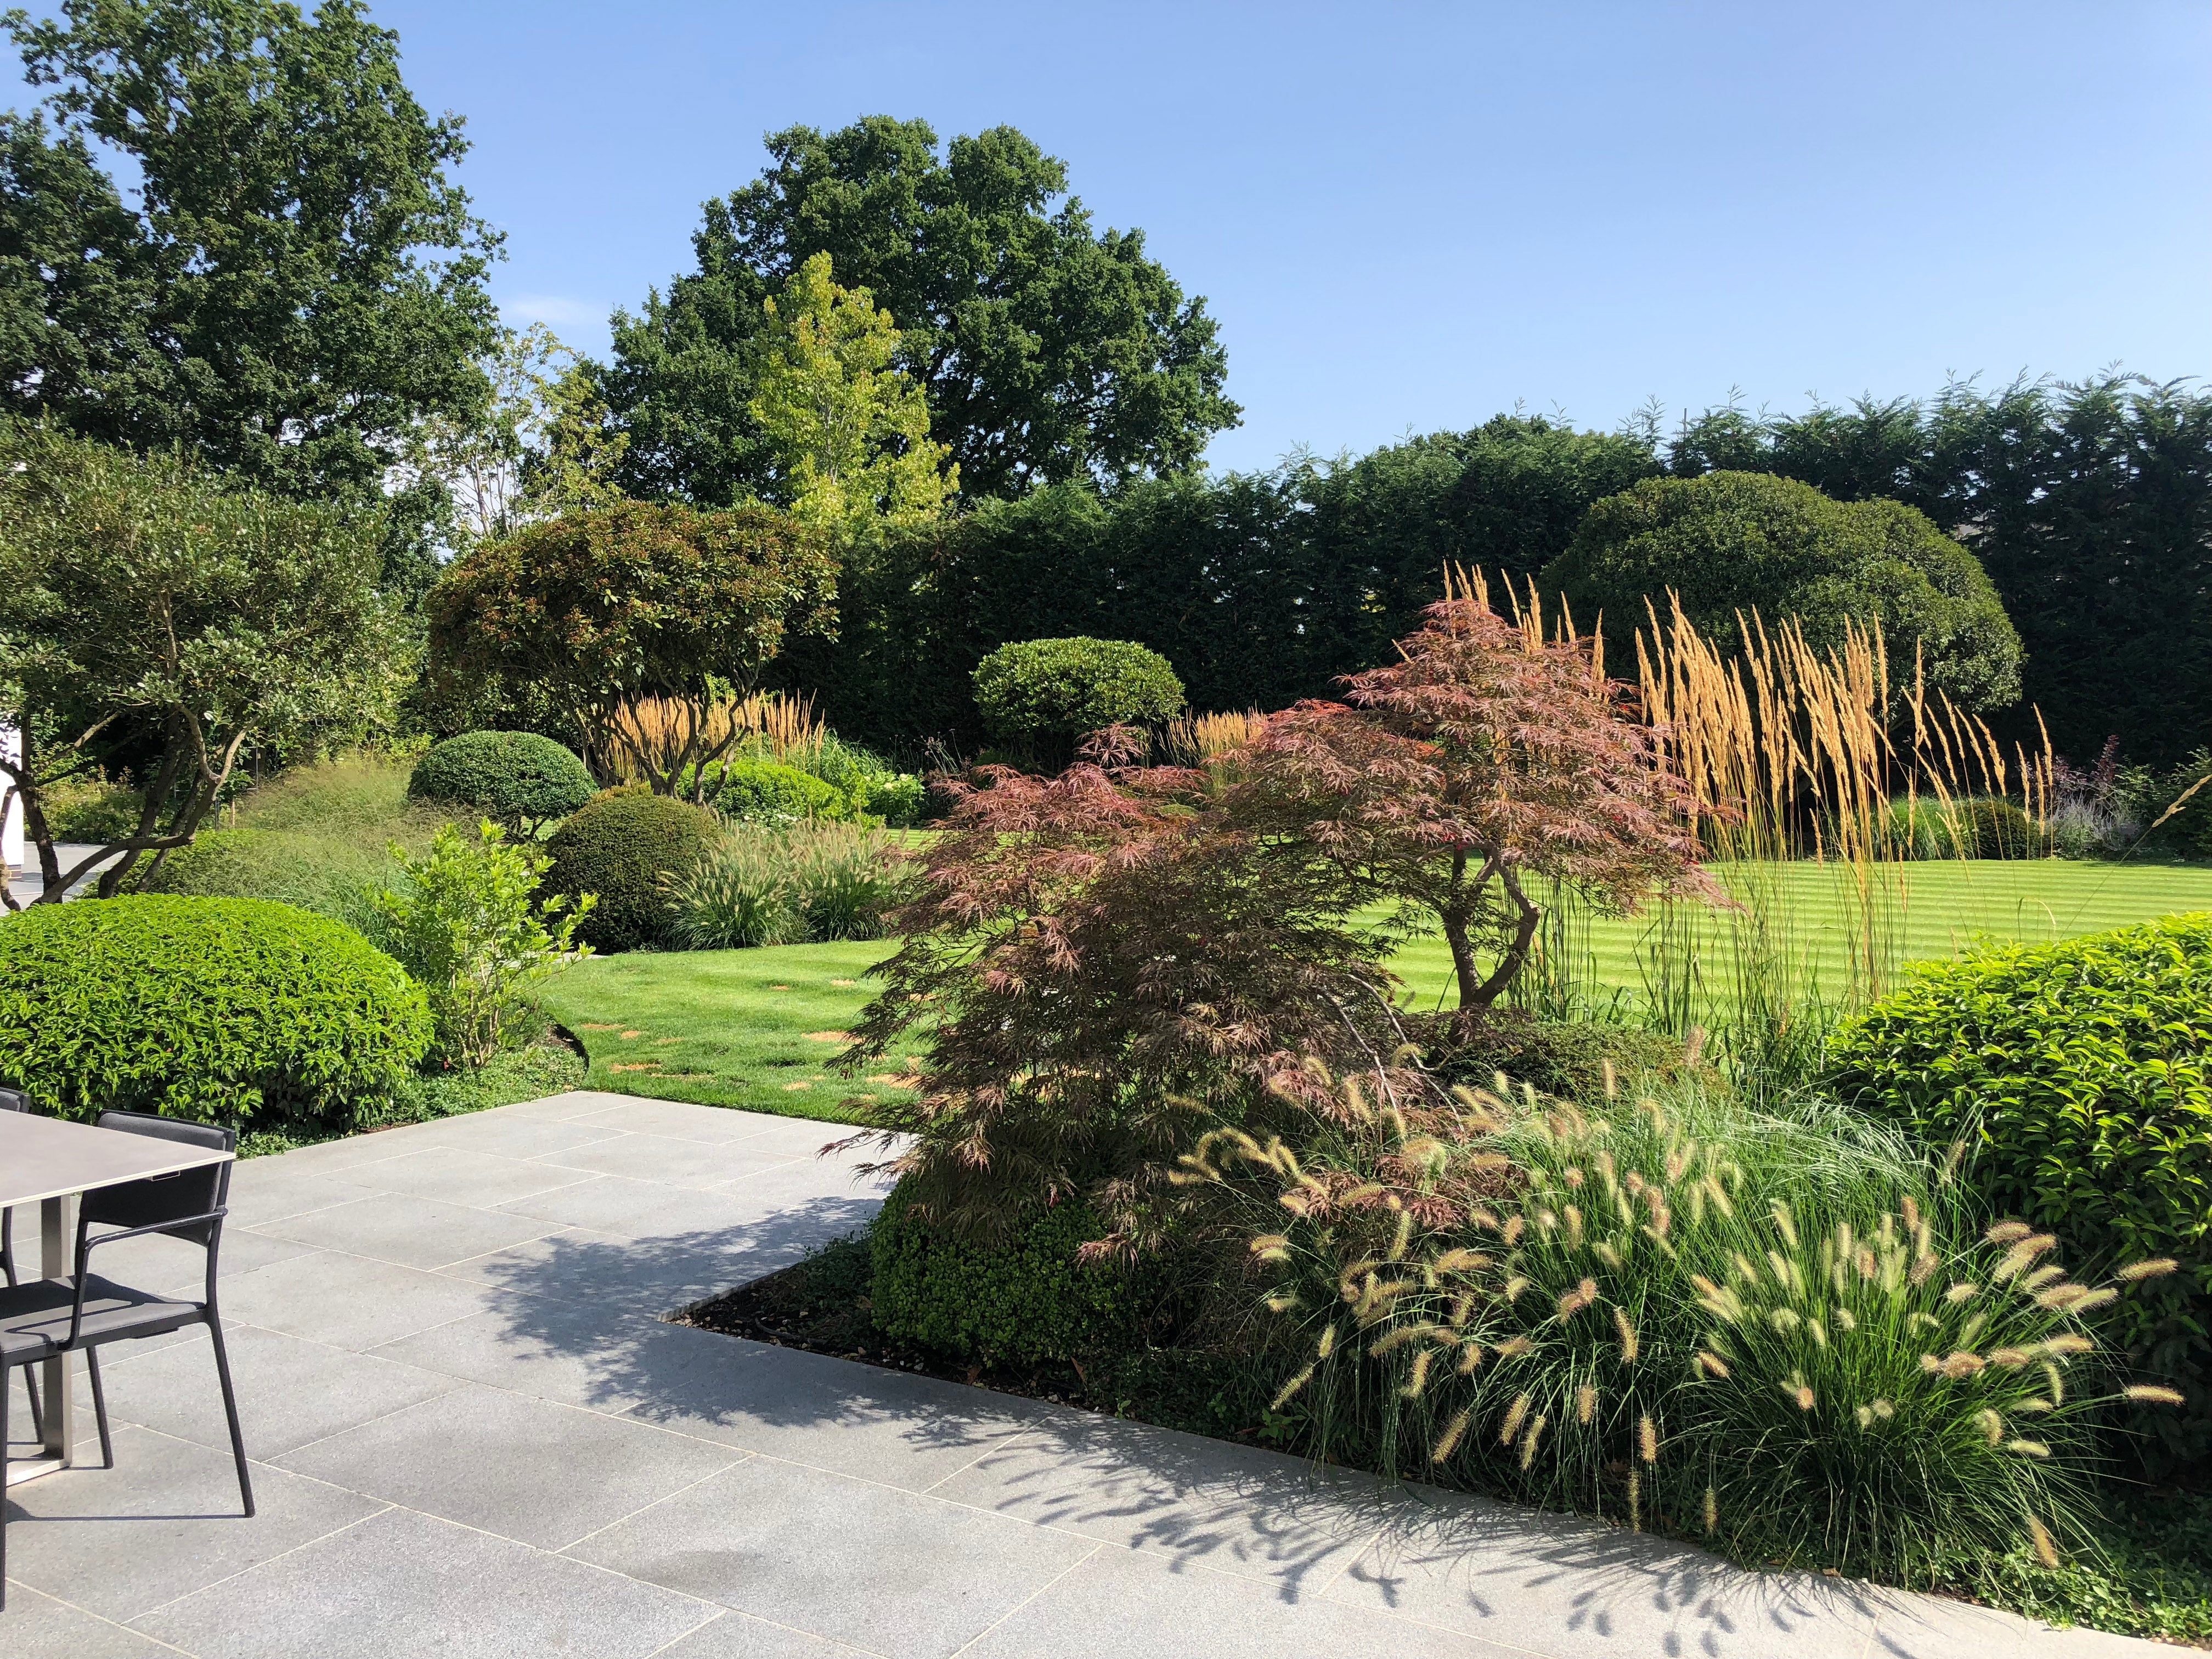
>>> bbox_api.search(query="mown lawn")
[541,859,2212,1122]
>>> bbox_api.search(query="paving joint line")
[121,1502,396,1627]
[0,1575,207,1656]
[550,1454,757,1555]
[944,1539,1103,1657]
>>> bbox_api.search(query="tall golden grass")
[1449,567,2054,1071]
[1164,709,1264,765]
[605,692,826,794]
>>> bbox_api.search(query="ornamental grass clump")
[1194,1067,2181,1585]
[665,822,913,949]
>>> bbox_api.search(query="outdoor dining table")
[1,1110,234,1485]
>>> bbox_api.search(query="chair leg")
[205,1319,254,1517]
[85,1347,115,1469]
[3,1358,12,1611]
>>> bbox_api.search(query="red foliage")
[1238,594,1717,1012]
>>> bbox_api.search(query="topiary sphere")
[408,730,596,831]
[708,758,848,824]
[0,895,431,1131]
[971,636,1186,760]
[541,789,719,952]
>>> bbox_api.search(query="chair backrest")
[0,1087,28,1113]
[81,1110,235,1245]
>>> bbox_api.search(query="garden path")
[2,1092,2157,1658]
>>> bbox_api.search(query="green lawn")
[541,859,2212,1122]
[538,939,915,1124]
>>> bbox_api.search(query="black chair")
[0,1109,254,1609]
[0,1086,42,1441]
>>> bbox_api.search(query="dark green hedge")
[542,789,719,952]
[1830,914,2212,1470]
[0,895,430,1130]
[408,730,596,830]
[871,1178,1149,1366]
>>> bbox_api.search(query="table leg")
[36,1192,74,1468]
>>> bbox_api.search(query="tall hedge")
[1830,914,2212,1471]
[0,895,430,1130]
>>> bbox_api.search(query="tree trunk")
[1468,866,1543,1008]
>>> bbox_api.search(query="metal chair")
[0,1109,253,1609]
[0,1086,42,1441]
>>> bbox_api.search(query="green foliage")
[0,0,498,506]
[370,821,591,1064]
[871,1178,1148,1365]
[1212,1077,2142,1585]
[707,758,848,824]
[0,423,406,900]
[542,789,718,952]
[664,822,912,949]
[1830,915,2212,1469]
[2120,749,2212,859]
[1544,470,2023,712]
[1883,796,2047,860]
[36,769,142,842]
[971,636,1185,758]
[748,251,956,543]
[1410,1008,1691,1101]
[408,730,596,832]
[426,500,836,793]
[600,115,1237,503]
[0,894,430,1130]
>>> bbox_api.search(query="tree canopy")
[0,0,500,504]
[0,421,404,902]
[600,115,1238,503]
[1544,470,2024,713]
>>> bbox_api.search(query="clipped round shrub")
[541,789,719,952]
[0,895,431,1131]
[972,636,1186,761]
[708,758,847,824]
[871,1179,1150,1366]
[408,730,596,831]
[1409,1008,1694,1100]
[1830,913,2212,1469]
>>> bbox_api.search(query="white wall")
[2,724,20,872]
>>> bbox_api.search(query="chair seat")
[0,1274,204,1363]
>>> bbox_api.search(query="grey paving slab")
[566,1455,1100,1659]
[275,1382,743,1549]
[1325,1492,1886,1659]
[0,1583,182,1658]
[622,1330,1044,1492]
[93,1322,465,1458]
[1866,1585,2157,1657]
[930,1409,1402,1592]
[386,1111,628,1160]
[2,1425,383,1622]
[958,1541,1522,1659]
[531,1129,809,1189]
[492,1088,648,1122]
[564,1097,819,1144]
[371,1301,750,1414]
[649,1610,876,1658]
[78,1222,315,1296]
[251,1189,568,1271]
[493,1170,851,1240]
[432,1224,797,1317]
[132,1504,715,1659]
[216,1167,380,1229]
[211,1245,507,1351]
[334,1144,595,1206]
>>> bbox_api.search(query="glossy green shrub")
[1409,1008,1692,1101]
[408,730,596,831]
[542,790,718,952]
[0,895,430,1130]
[708,758,848,824]
[972,636,1186,761]
[1885,796,2047,860]
[1830,914,2212,1468]
[871,1178,1149,1365]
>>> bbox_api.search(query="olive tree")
[425,501,835,794]
[0,423,405,904]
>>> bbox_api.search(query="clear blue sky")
[370,1,2208,472]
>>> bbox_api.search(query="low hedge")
[408,730,596,831]
[542,788,719,951]
[1410,1008,1693,1100]
[1830,913,2212,1470]
[871,1179,1150,1367]
[709,758,848,824]
[0,895,431,1131]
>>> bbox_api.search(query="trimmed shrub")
[871,1179,1150,1366]
[972,636,1186,760]
[1830,915,2212,1469]
[0,895,431,1131]
[543,790,719,952]
[1885,796,2047,860]
[408,730,596,831]
[1409,1008,1693,1100]
[1543,471,2023,713]
[708,758,848,824]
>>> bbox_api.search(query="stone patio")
[1,1092,2159,1657]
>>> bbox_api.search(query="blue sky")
[329,3,2211,470]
